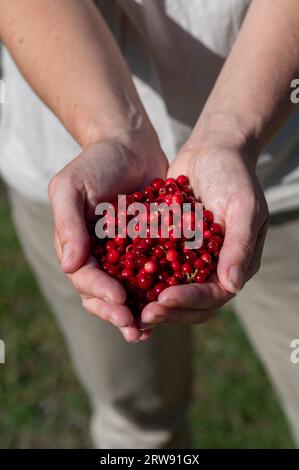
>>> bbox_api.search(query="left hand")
[140,139,268,327]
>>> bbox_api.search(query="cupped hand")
[140,141,269,327]
[48,137,168,342]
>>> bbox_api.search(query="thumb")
[48,175,89,273]
[217,210,258,294]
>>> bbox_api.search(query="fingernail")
[61,243,73,268]
[139,322,156,331]
[227,266,244,293]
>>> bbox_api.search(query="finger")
[245,220,268,281]
[82,296,133,327]
[70,256,126,304]
[119,319,143,343]
[139,329,154,341]
[141,301,212,325]
[48,174,89,273]
[156,282,233,310]
[217,202,262,294]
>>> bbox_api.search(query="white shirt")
[1,0,299,213]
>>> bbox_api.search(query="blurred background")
[0,178,294,448]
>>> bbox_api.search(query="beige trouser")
[8,187,299,448]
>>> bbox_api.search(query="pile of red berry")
[91,175,224,317]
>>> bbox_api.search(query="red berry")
[174,271,183,280]
[165,177,177,186]
[203,210,213,223]
[153,246,164,258]
[124,258,136,269]
[132,191,143,201]
[203,229,212,239]
[182,263,193,274]
[184,251,196,262]
[151,178,165,191]
[211,235,223,246]
[146,289,158,301]
[138,274,153,290]
[144,260,158,274]
[194,258,205,270]
[164,240,177,250]
[114,234,127,245]
[106,249,120,264]
[105,240,116,250]
[153,283,167,296]
[194,273,206,283]
[210,222,221,234]
[171,192,183,205]
[121,267,134,278]
[166,276,180,286]
[207,241,218,253]
[171,260,181,271]
[158,272,169,283]
[201,252,212,264]
[166,249,178,262]
[176,175,189,186]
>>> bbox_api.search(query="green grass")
[0,181,294,448]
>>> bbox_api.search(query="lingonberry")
[171,192,183,205]
[194,258,205,270]
[184,251,196,262]
[165,177,177,186]
[176,175,189,186]
[153,246,165,258]
[201,252,212,264]
[181,263,193,274]
[203,210,213,223]
[210,222,221,234]
[153,282,167,296]
[158,271,169,283]
[138,274,153,290]
[124,258,136,269]
[166,276,180,286]
[144,260,158,274]
[106,249,120,264]
[93,175,224,319]
[132,191,144,202]
[121,267,134,278]
[166,248,179,262]
[151,178,165,191]
[207,240,218,252]
[171,260,181,271]
[203,229,212,239]
[194,273,206,283]
[143,186,154,197]
[146,289,158,301]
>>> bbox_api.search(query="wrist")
[182,111,260,166]
[78,109,159,153]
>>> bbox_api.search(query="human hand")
[48,135,168,342]
[140,132,268,327]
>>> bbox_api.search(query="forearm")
[0,0,153,148]
[188,0,299,161]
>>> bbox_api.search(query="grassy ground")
[0,181,294,448]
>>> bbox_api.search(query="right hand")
[48,135,168,343]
